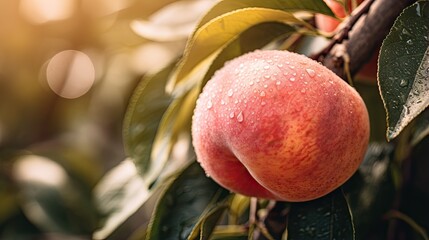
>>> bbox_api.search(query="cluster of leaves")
[95,0,429,239]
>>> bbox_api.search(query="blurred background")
[0,0,215,238]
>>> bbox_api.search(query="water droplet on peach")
[237,111,244,122]
[306,68,316,77]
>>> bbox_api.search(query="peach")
[315,0,363,33]
[191,50,369,202]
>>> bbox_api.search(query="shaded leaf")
[211,225,248,240]
[146,162,230,240]
[229,194,250,225]
[13,155,97,235]
[287,189,355,240]
[344,142,396,239]
[149,86,200,184]
[188,204,229,240]
[169,7,312,91]
[378,0,429,140]
[0,211,41,239]
[123,62,175,183]
[93,159,152,240]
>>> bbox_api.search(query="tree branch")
[320,0,417,79]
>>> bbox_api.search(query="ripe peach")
[191,50,369,202]
[315,0,363,33]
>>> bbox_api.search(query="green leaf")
[210,225,248,240]
[123,62,175,182]
[188,204,229,240]
[13,155,98,235]
[169,7,312,91]
[93,159,152,239]
[197,0,334,29]
[287,189,355,240]
[149,86,200,184]
[344,142,396,239]
[200,22,295,89]
[378,0,429,141]
[146,162,230,240]
[228,194,250,225]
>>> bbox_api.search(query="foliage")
[0,0,429,239]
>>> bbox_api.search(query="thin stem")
[311,0,375,61]
[385,210,429,240]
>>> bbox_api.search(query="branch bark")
[320,0,417,79]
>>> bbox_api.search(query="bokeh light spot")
[19,0,75,24]
[46,50,95,99]
[13,155,67,187]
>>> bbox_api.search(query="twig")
[312,0,376,61]
[321,0,417,79]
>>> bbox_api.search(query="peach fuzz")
[191,50,369,202]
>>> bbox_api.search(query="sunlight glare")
[19,0,75,24]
